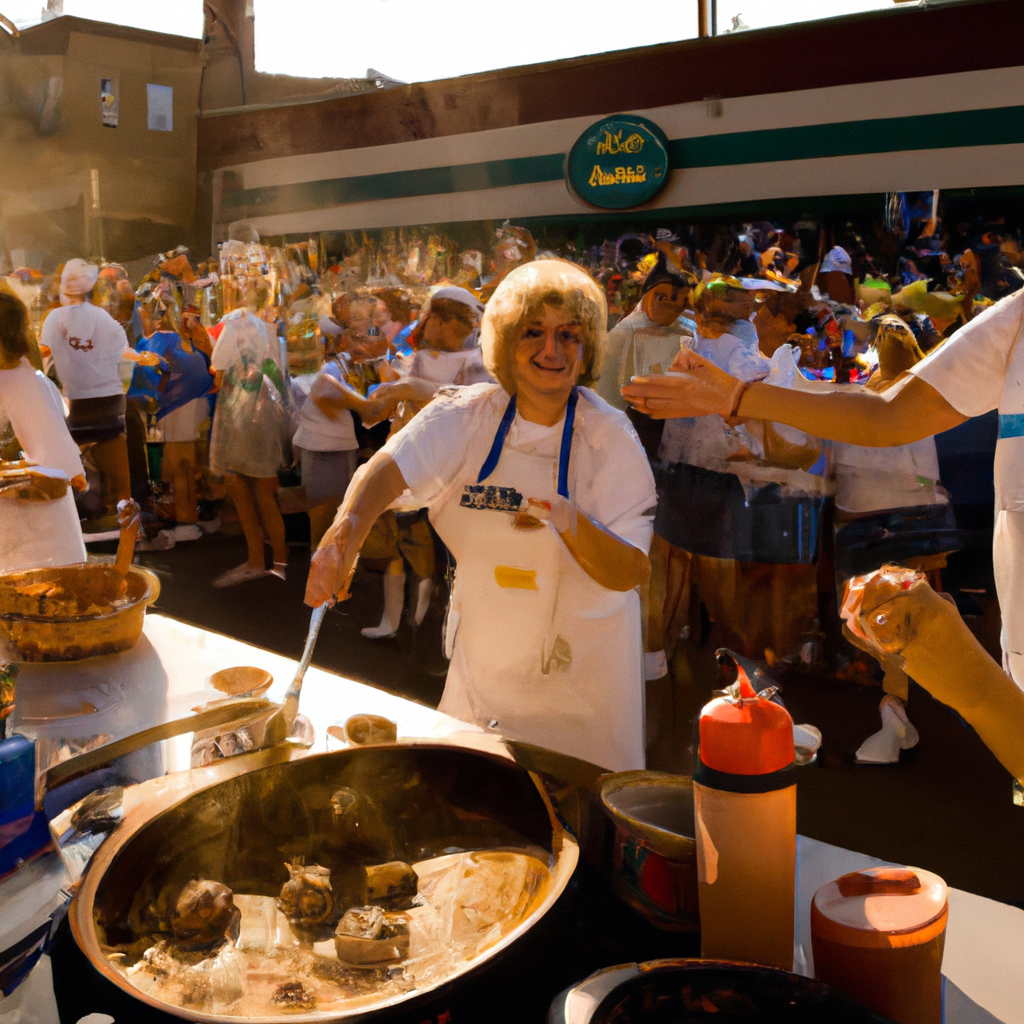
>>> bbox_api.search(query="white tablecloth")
[2,615,1022,1023]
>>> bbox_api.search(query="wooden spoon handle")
[114,499,141,577]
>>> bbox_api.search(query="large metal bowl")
[0,563,160,661]
[69,742,578,1022]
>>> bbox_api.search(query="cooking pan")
[66,741,578,1022]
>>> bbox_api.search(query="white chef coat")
[912,287,1024,682]
[0,358,84,480]
[40,303,129,400]
[383,382,656,770]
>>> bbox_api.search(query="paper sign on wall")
[147,84,173,132]
[100,78,117,128]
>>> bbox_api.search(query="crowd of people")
[1,193,1021,770]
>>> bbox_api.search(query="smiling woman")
[306,260,657,770]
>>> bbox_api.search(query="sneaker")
[198,516,221,535]
[269,561,287,581]
[135,529,176,551]
[213,562,268,588]
[171,524,203,542]
[855,696,920,764]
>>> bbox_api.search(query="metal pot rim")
[0,564,160,624]
[69,739,579,1022]
[599,770,696,859]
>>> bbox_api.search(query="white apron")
[431,390,645,771]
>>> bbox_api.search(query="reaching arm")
[309,372,384,420]
[303,451,407,607]
[621,349,966,447]
[374,376,440,405]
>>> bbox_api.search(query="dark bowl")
[554,958,895,1024]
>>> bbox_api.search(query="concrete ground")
[116,525,1024,909]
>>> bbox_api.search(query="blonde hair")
[480,259,607,394]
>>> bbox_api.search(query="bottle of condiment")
[811,867,947,1024]
[693,670,796,969]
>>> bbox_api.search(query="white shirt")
[912,288,1024,514]
[383,383,656,552]
[658,320,770,469]
[40,303,129,400]
[0,358,84,480]
[911,286,1024,682]
[160,397,209,444]
[292,361,357,452]
[407,347,489,385]
[833,437,946,514]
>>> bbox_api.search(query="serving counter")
[0,614,1021,1023]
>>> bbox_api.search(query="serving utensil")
[262,602,327,747]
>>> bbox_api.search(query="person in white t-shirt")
[39,259,158,527]
[293,316,386,547]
[0,291,88,570]
[622,285,1024,696]
[356,287,490,639]
[306,260,655,772]
[209,306,290,587]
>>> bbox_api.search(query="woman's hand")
[621,350,738,419]
[125,349,162,367]
[304,514,358,607]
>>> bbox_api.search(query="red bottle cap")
[698,669,795,775]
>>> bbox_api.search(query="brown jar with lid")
[811,866,947,1024]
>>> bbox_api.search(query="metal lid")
[811,867,948,949]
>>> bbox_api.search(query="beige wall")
[0,20,201,269]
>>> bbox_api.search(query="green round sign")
[565,115,671,210]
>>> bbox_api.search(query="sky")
[3,0,904,81]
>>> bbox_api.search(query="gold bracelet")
[727,379,751,418]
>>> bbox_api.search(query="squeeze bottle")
[693,670,796,969]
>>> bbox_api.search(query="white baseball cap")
[429,286,484,315]
[60,258,99,297]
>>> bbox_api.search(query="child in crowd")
[294,314,386,547]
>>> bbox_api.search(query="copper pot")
[599,771,699,932]
[0,563,160,661]
[68,741,578,1021]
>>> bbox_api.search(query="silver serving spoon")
[264,603,328,746]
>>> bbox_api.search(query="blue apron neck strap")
[477,387,579,500]
[557,387,579,499]
[477,393,517,483]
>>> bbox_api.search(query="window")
[147,84,173,132]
